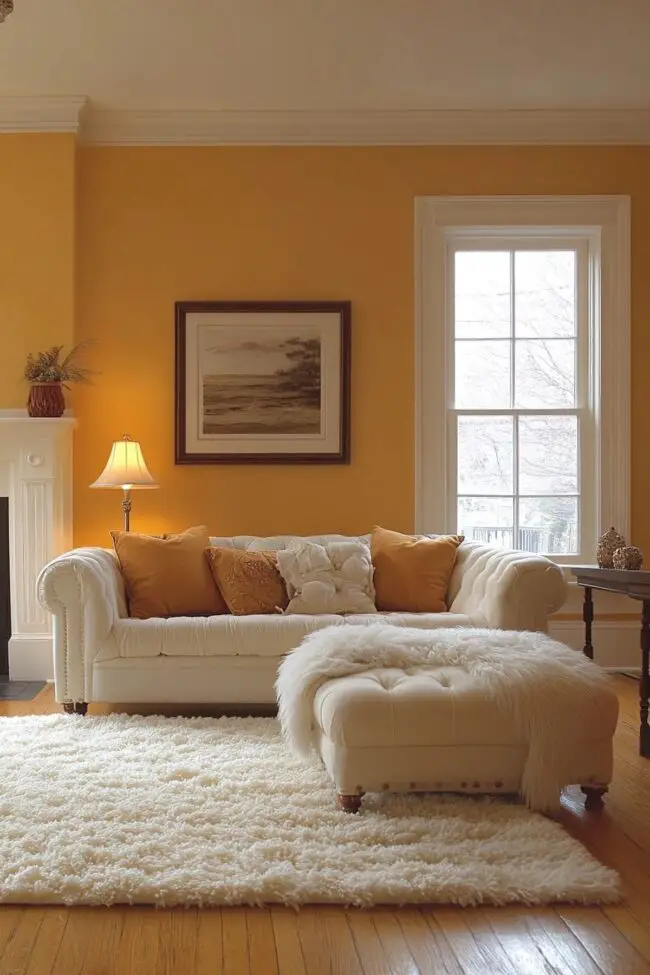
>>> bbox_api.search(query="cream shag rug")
[0,714,619,907]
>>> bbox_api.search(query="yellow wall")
[66,146,650,546]
[0,134,77,408]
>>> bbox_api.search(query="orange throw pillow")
[371,526,464,613]
[206,547,288,616]
[111,526,228,619]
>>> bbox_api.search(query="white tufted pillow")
[276,540,376,615]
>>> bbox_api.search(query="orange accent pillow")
[110,526,228,619]
[371,526,464,613]
[206,547,288,616]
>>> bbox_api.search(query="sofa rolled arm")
[37,547,127,704]
[448,542,567,632]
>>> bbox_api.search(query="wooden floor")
[1,679,649,974]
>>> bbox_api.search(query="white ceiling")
[1,0,649,112]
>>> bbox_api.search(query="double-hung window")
[416,197,630,565]
[452,241,587,559]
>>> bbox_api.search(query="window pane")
[515,251,575,338]
[519,497,578,555]
[515,339,575,408]
[458,497,514,549]
[455,251,511,339]
[519,415,578,494]
[458,416,513,494]
[455,340,511,408]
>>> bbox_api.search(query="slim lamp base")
[121,489,132,532]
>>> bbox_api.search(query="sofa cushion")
[371,526,464,613]
[277,540,376,614]
[111,526,227,619]
[97,611,474,661]
[206,547,288,615]
[103,614,346,659]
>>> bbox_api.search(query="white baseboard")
[549,619,640,670]
[8,636,54,681]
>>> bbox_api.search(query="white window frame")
[415,196,630,564]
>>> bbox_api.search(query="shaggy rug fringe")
[0,713,619,907]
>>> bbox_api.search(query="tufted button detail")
[376,673,400,692]
[473,782,480,789]
[382,783,390,791]
[495,781,503,789]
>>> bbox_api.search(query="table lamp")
[90,434,158,531]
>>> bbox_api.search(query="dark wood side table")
[571,566,650,758]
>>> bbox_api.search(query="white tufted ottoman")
[312,663,619,814]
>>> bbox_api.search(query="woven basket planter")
[27,382,65,418]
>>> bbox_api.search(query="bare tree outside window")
[454,250,579,555]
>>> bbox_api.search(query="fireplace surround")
[0,412,74,679]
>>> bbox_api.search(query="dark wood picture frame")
[175,300,351,464]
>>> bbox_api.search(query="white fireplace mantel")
[0,411,75,680]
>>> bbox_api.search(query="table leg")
[582,586,594,660]
[640,601,650,758]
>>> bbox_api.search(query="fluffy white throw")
[277,540,376,615]
[276,623,612,813]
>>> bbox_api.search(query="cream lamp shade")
[90,434,158,531]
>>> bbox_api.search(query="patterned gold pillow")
[206,547,288,615]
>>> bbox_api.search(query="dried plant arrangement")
[24,342,95,386]
[24,342,96,417]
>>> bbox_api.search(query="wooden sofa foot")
[63,702,88,716]
[581,785,608,810]
[337,793,363,814]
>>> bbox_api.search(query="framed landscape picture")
[175,301,351,464]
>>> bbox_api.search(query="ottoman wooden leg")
[581,785,608,810]
[63,702,88,716]
[337,793,363,814]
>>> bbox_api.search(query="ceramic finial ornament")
[613,545,644,570]
[597,527,626,568]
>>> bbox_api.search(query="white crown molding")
[79,108,650,147]
[0,96,86,133]
[2,102,650,145]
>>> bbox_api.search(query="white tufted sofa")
[37,534,567,711]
